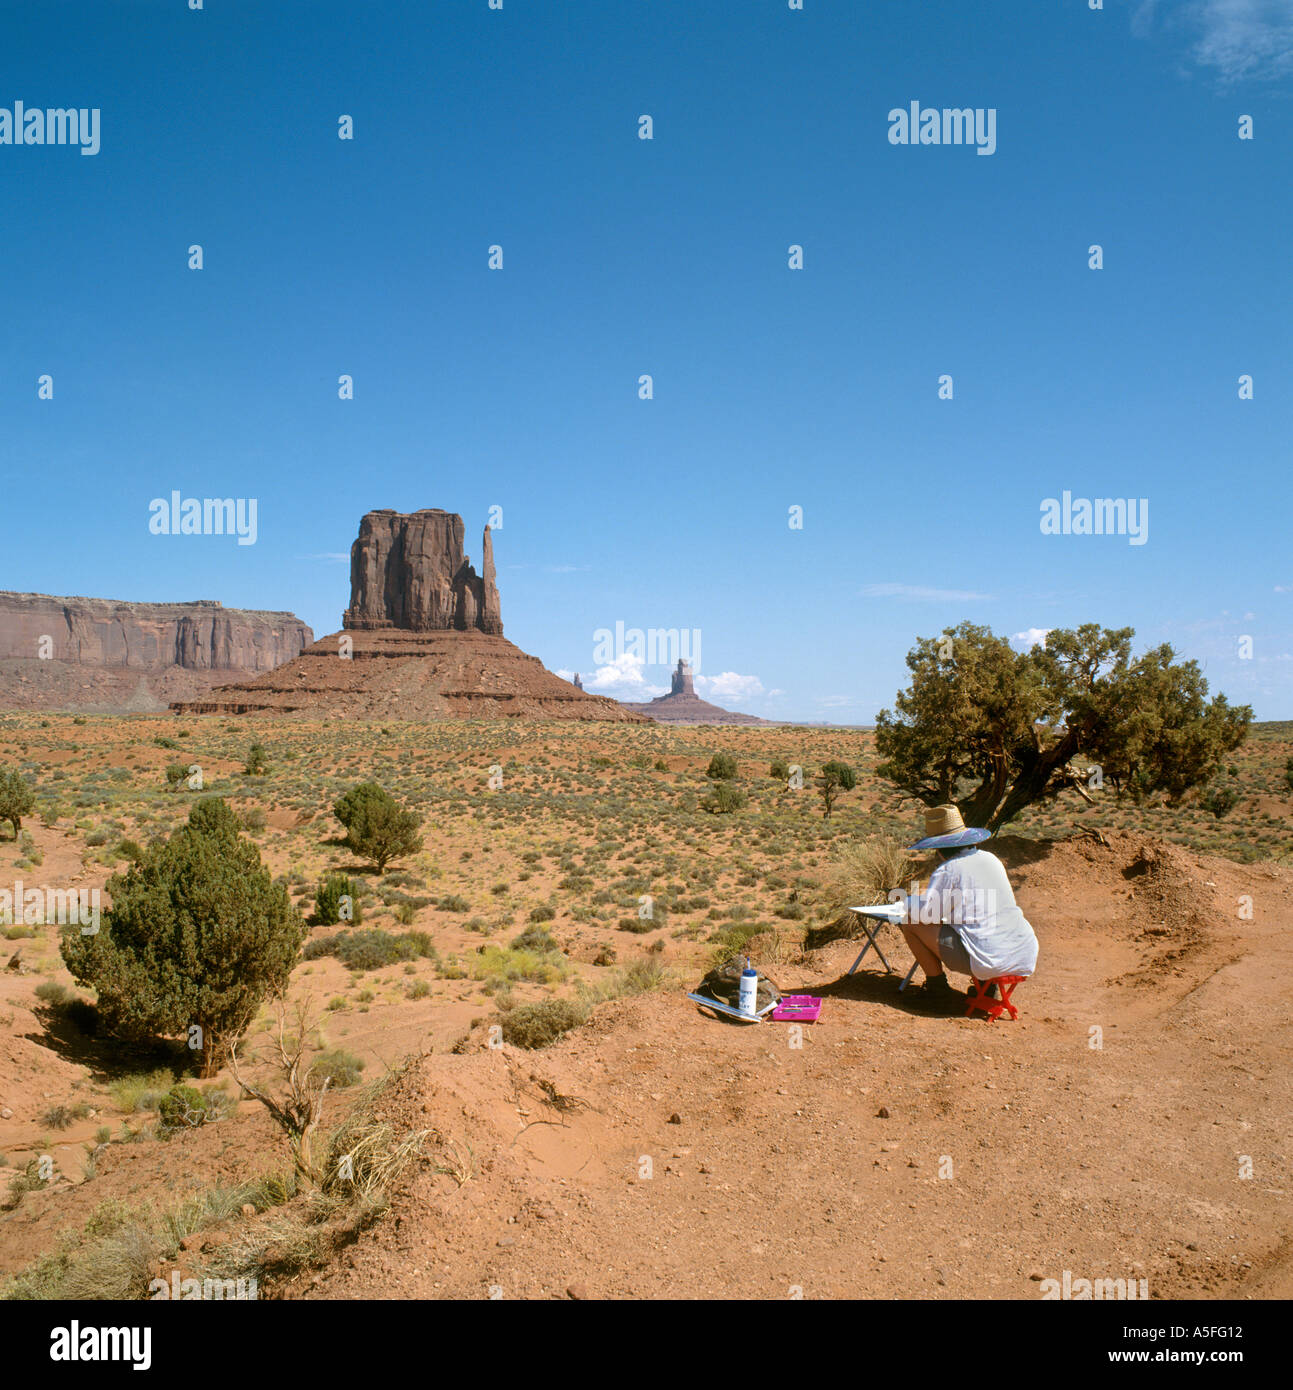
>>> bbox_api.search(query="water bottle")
[739,957,759,1015]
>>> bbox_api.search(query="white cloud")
[1190,0,1293,82]
[1011,627,1053,649]
[581,652,668,698]
[862,582,991,602]
[1276,584,1291,593]
[296,552,349,562]
[817,694,855,709]
[695,671,765,703]
[1137,0,1293,83]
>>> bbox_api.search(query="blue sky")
[1,0,1289,720]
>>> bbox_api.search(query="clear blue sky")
[2,0,1289,720]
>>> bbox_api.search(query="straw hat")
[907,804,992,852]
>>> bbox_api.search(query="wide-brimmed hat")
[907,804,992,852]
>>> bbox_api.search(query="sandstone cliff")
[343,510,503,635]
[0,592,313,711]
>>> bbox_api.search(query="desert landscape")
[5,2,1289,1347]
[0,673,1289,1299]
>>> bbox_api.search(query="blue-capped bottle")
[739,956,759,1016]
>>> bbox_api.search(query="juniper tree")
[61,797,304,1075]
[875,622,1250,831]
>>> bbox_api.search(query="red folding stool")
[966,974,1026,1021]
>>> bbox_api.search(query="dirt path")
[297,834,1293,1301]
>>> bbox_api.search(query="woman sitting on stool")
[897,805,1038,1006]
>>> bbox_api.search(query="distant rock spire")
[573,672,583,690]
[671,659,695,696]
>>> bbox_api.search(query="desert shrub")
[406,980,431,1000]
[116,838,145,864]
[85,827,110,847]
[165,763,188,786]
[308,1049,365,1089]
[3,1159,48,1211]
[157,1085,218,1134]
[1284,756,1293,794]
[153,736,180,750]
[41,1101,91,1130]
[0,769,35,838]
[471,946,567,985]
[1201,784,1240,818]
[61,798,305,1075]
[34,981,71,1007]
[707,920,776,961]
[706,753,738,781]
[821,760,857,791]
[653,759,668,771]
[770,758,790,779]
[498,998,588,1049]
[240,807,267,833]
[244,742,269,776]
[314,873,363,926]
[805,834,915,950]
[701,782,746,814]
[437,894,470,912]
[108,1069,175,1114]
[303,929,434,972]
[527,904,556,923]
[332,782,423,872]
[511,925,558,953]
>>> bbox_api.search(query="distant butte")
[619,659,770,725]
[172,509,645,722]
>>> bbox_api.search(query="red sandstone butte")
[171,509,645,722]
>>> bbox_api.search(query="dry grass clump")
[806,834,916,950]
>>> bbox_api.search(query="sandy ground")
[287,832,1292,1301]
[2,824,1289,1301]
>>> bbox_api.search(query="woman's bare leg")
[900,920,944,979]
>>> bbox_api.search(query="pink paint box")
[771,995,821,1023]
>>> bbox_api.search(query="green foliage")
[302,928,434,971]
[875,622,1252,830]
[1284,756,1293,795]
[527,904,556,923]
[706,752,738,781]
[332,781,423,872]
[770,758,790,780]
[157,1084,217,1134]
[700,781,746,814]
[164,763,188,786]
[60,798,304,1074]
[314,873,363,926]
[244,742,269,775]
[511,925,558,953]
[1202,784,1240,819]
[498,998,588,1049]
[821,760,856,790]
[116,838,145,864]
[308,1048,365,1089]
[0,769,35,838]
